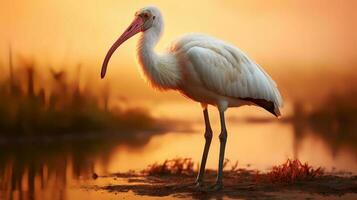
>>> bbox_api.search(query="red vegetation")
[142,158,324,184]
[267,159,324,183]
[142,158,195,175]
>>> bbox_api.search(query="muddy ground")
[90,169,357,199]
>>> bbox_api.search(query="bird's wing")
[172,34,283,115]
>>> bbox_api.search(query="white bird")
[101,6,283,190]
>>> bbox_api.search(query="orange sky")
[1,0,356,103]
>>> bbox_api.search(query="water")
[0,102,356,199]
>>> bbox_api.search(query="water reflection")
[0,130,169,200]
[0,106,356,199]
[289,101,357,163]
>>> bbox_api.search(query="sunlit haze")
[1,0,356,106]
[1,1,357,199]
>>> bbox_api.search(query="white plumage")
[101,6,283,190]
[169,34,283,115]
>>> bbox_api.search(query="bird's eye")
[143,13,149,18]
[153,16,156,20]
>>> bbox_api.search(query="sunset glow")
[1,1,357,199]
[1,1,356,101]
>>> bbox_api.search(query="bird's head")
[101,6,163,79]
[135,6,162,32]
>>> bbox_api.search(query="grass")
[141,158,239,176]
[141,158,324,184]
[142,158,196,175]
[0,56,158,136]
[266,159,324,183]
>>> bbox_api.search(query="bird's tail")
[240,97,280,117]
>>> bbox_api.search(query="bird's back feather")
[170,34,283,116]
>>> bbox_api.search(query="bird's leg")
[195,108,213,187]
[212,110,227,190]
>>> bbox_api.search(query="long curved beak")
[101,16,144,79]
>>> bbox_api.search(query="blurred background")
[0,0,356,199]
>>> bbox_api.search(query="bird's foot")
[208,182,223,191]
[194,180,205,190]
[194,181,223,192]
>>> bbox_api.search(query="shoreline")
[91,169,357,199]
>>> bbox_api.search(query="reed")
[0,56,156,136]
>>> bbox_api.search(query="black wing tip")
[272,111,279,117]
[240,97,279,117]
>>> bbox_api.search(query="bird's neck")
[137,29,181,90]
